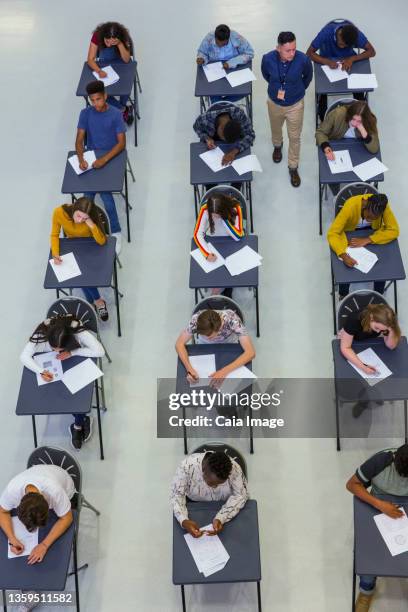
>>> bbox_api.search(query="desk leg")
[193,186,199,218]
[180,585,186,612]
[183,404,188,455]
[335,393,341,452]
[255,287,260,337]
[113,258,122,338]
[124,170,131,243]
[315,94,319,129]
[95,381,105,460]
[248,182,254,233]
[394,281,398,314]
[331,265,337,335]
[2,589,7,612]
[352,550,356,612]
[200,96,205,114]
[404,400,407,445]
[319,182,323,235]
[32,416,38,448]
[257,582,262,612]
[194,289,198,305]
[133,78,138,147]
[73,531,81,612]
[249,93,253,123]
[249,406,254,454]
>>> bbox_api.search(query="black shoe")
[272,146,283,163]
[82,416,93,443]
[221,288,233,298]
[123,104,134,126]
[352,401,369,419]
[69,425,83,451]
[289,167,301,187]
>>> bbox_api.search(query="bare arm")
[117,41,131,63]
[383,329,399,350]
[346,475,403,518]
[306,45,337,67]
[175,330,195,375]
[75,128,86,162]
[98,132,126,166]
[41,510,73,550]
[339,329,376,374]
[348,42,376,64]
[87,41,101,73]
[0,506,24,554]
[213,335,256,377]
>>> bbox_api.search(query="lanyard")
[276,52,294,87]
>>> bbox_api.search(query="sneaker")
[355,592,374,612]
[272,145,282,163]
[123,104,134,126]
[69,425,83,451]
[82,416,94,443]
[289,167,301,187]
[95,300,109,322]
[112,232,122,255]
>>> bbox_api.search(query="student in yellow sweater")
[51,197,109,321]
[327,193,399,299]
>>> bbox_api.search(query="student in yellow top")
[327,193,399,299]
[51,197,109,321]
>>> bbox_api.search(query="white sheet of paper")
[231,154,263,176]
[374,508,408,556]
[49,252,82,282]
[190,245,226,273]
[8,516,38,559]
[92,64,120,86]
[321,64,347,83]
[203,62,227,83]
[327,149,353,174]
[188,354,216,388]
[348,347,392,386]
[184,524,230,577]
[34,351,64,386]
[68,150,97,175]
[353,158,388,181]
[226,68,257,87]
[224,245,262,276]
[219,365,257,395]
[346,246,378,273]
[347,73,378,90]
[62,358,103,394]
[199,147,225,173]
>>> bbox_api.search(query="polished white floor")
[1,0,408,610]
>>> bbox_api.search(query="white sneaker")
[112,232,122,256]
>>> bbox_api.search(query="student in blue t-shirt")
[306,20,376,121]
[75,80,126,254]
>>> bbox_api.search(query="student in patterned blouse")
[170,451,249,538]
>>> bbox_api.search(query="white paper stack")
[353,158,388,181]
[190,245,225,273]
[203,62,227,82]
[68,150,97,175]
[348,347,392,386]
[34,352,64,386]
[347,73,378,90]
[232,154,263,175]
[62,358,103,394]
[327,150,353,174]
[49,252,82,282]
[346,246,378,273]
[226,68,256,87]
[374,508,408,556]
[199,147,225,172]
[321,64,347,83]
[92,65,120,86]
[224,246,262,276]
[184,525,230,577]
[8,517,38,559]
[188,354,216,388]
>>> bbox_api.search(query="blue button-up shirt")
[310,21,368,60]
[261,50,313,107]
[197,30,254,69]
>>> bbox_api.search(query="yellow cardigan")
[51,206,106,256]
[327,194,399,256]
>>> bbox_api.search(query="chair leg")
[100,340,112,364]
[111,285,124,298]
[81,496,101,516]
[98,364,107,412]
[127,158,136,183]
[68,563,89,577]
[136,67,142,93]
[116,254,123,269]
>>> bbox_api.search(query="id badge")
[277,88,285,100]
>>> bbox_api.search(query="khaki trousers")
[267,97,304,169]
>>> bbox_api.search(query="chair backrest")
[94,204,111,235]
[192,295,245,325]
[324,97,355,121]
[46,296,99,335]
[26,446,82,500]
[200,185,248,226]
[207,101,246,116]
[337,290,389,331]
[192,442,248,478]
[334,182,378,217]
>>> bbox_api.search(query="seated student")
[51,197,109,321]
[197,24,254,69]
[170,450,249,537]
[306,20,376,120]
[194,191,244,297]
[21,314,105,450]
[327,193,399,299]
[175,309,255,384]
[346,444,408,611]
[76,80,126,254]
[87,21,134,125]
[0,464,75,612]
[316,100,379,195]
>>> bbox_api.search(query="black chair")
[192,295,244,339]
[200,185,248,233]
[334,181,378,216]
[324,97,355,121]
[192,441,248,479]
[337,289,389,331]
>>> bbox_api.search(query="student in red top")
[87,21,134,125]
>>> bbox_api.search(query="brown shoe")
[289,167,301,187]
[272,146,282,163]
[355,592,374,612]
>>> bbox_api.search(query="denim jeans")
[359,575,376,594]
[82,287,101,303]
[84,191,121,233]
[339,281,386,299]
[98,47,129,109]
[73,414,86,427]
[107,95,129,110]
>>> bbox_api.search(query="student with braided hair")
[20,314,104,451]
[327,193,399,299]
[170,451,249,538]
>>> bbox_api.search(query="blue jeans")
[359,575,376,595]
[82,287,101,303]
[98,48,129,109]
[107,95,129,109]
[84,191,121,233]
[74,414,86,427]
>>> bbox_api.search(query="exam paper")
[327,149,353,174]
[190,245,226,273]
[346,246,378,273]
[220,365,257,395]
[226,68,256,87]
[353,158,388,181]
[68,150,97,175]
[188,354,216,388]
[92,65,120,86]
[321,64,347,83]
[8,517,38,559]
[199,147,225,172]
[224,245,262,276]
[62,358,103,394]
[347,73,378,90]
[203,62,227,82]
[374,508,408,556]
[49,252,82,282]
[184,524,230,577]
[34,351,64,386]
[348,347,392,386]
[231,154,263,176]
